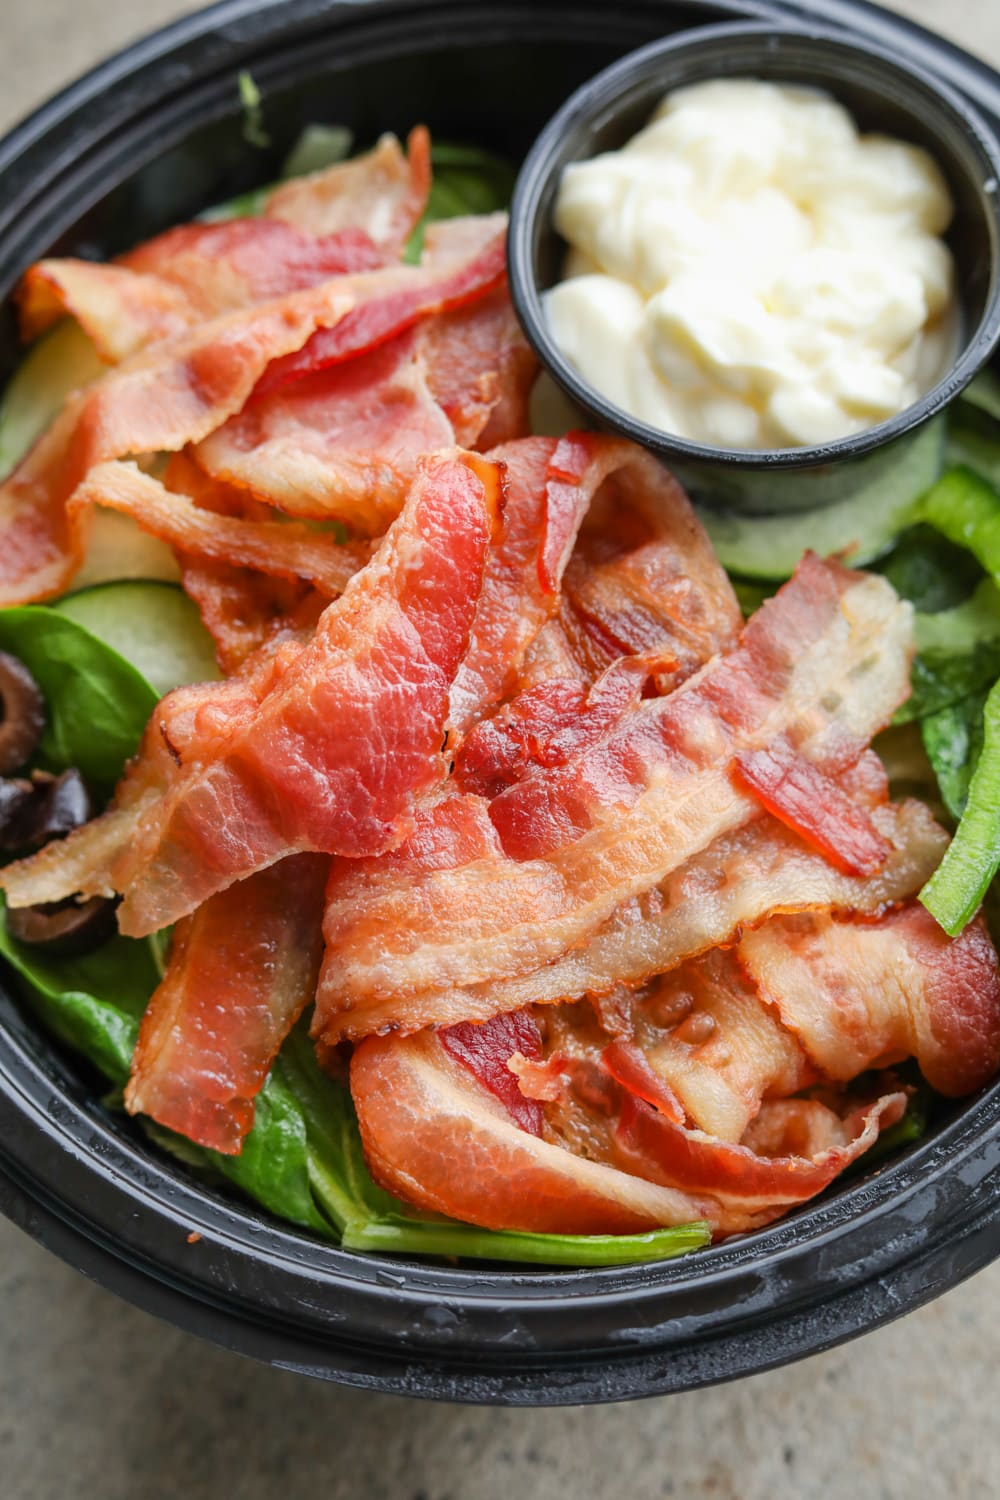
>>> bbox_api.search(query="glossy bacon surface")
[69,460,369,596]
[0,281,358,605]
[194,328,453,534]
[315,556,913,1043]
[351,1029,713,1234]
[741,905,1000,1097]
[111,451,501,933]
[17,130,430,361]
[350,1022,905,1237]
[124,854,328,1153]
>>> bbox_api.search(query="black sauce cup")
[508,20,1000,512]
[4,0,1000,1406]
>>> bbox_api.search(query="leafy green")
[281,124,353,178]
[0,898,155,1084]
[891,580,1000,725]
[921,678,1000,934]
[920,689,989,819]
[405,141,515,262]
[0,607,156,797]
[880,523,986,614]
[340,1218,711,1265]
[919,466,1000,579]
[238,70,271,151]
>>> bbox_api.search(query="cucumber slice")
[0,320,105,479]
[74,511,180,590]
[698,415,946,581]
[54,581,220,697]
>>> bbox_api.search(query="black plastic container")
[3,0,1000,1405]
[507,20,1000,512]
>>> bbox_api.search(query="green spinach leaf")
[0,607,156,796]
[0,898,155,1084]
[920,687,989,819]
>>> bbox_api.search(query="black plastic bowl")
[508,20,1000,512]
[4,0,1000,1407]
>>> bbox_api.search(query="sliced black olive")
[0,768,94,854]
[6,895,118,956]
[0,653,45,775]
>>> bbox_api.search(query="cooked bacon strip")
[253,215,507,396]
[264,128,430,249]
[453,796,945,1025]
[449,434,739,737]
[351,1029,712,1234]
[69,461,368,596]
[161,451,328,672]
[740,906,1000,1097]
[194,329,453,534]
[352,873,1000,1238]
[735,737,891,877]
[51,451,502,936]
[522,441,743,693]
[124,854,328,1154]
[315,556,913,1042]
[17,227,382,365]
[0,280,360,605]
[18,130,430,361]
[350,1025,904,1236]
[439,1012,544,1135]
[417,284,537,449]
[180,563,325,674]
[611,1090,905,1234]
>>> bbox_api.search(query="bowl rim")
[2,0,1000,1404]
[507,16,1000,471]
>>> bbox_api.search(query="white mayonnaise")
[546,79,958,449]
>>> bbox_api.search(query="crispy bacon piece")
[161,451,329,673]
[454,663,645,799]
[18,130,430,361]
[349,1024,904,1236]
[68,460,369,595]
[425,796,945,1030]
[735,737,891,877]
[611,1090,905,1234]
[0,453,501,923]
[124,854,328,1153]
[264,128,431,250]
[2,228,509,608]
[8,451,501,936]
[194,329,453,534]
[417,284,537,449]
[0,280,360,605]
[315,556,914,1043]
[521,440,743,692]
[439,1012,545,1136]
[351,1030,712,1234]
[253,215,507,396]
[357,890,1000,1238]
[450,434,739,738]
[741,906,1000,1097]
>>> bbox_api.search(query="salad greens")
[0,607,157,799]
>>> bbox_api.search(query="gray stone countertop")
[3,2,1000,1496]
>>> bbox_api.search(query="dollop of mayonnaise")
[546,79,958,449]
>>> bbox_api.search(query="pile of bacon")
[2,128,1000,1242]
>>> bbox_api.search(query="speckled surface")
[3,1,1000,1495]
